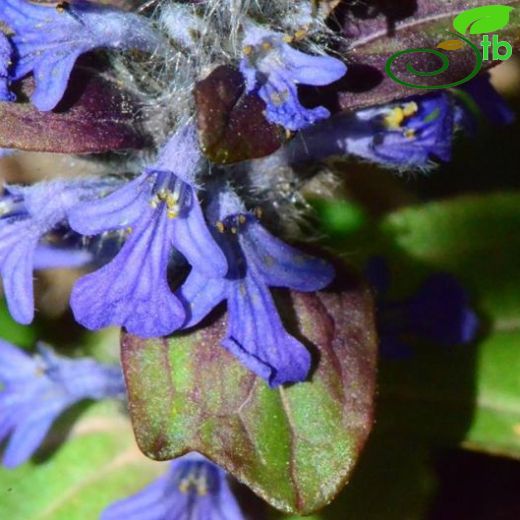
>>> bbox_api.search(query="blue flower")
[101,453,244,520]
[179,188,335,387]
[0,341,125,468]
[0,0,161,111]
[281,92,462,169]
[0,178,116,324]
[69,124,227,338]
[366,257,479,359]
[350,93,457,167]
[0,32,14,102]
[458,74,515,126]
[239,25,346,131]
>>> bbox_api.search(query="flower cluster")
[0,0,515,516]
[0,340,124,468]
[0,0,511,387]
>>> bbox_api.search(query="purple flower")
[179,189,334,387]
[0,341,125,468]
[0,178,116,324]
[101,453,244,520]
[0,0,162,111]
[239,25,346,131]
[459,74,515,126]
[69,124,227,338]
[350,93,457,167]
[280,92,462,169]
[0,32,14,102]
[366,257,479,359]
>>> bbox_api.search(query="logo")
[386,5,514,89]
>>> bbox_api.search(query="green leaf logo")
[453,5,513,35]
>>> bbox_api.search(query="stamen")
[176,463,212,496]
[402,102,419,117]
[270,90,289,106]
[384,102,419,130]
[384,107,405,130]
[294,28,308,41]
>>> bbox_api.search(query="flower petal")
[223,271,311,387]
[71,208,185,337]
[2,407,60,468]
[282,45,347,86]
[68,174,150,235]
[259,73,331,131]
[0,339,35,381]
[173,188,228,278]
[0,33,14,102]
[0,221,39,324]
[178,269,227,328]
[101,475,176,520]
[33,244,92,270]
[242,221,334,291]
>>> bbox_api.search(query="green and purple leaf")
[121,272,378,515]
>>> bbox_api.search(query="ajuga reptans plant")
[0,0,514,517]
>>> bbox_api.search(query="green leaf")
[453,5,513,35]
[0,299,38,348]
[0,402,163,520]
[270,435,436,520]
[380,192,520,321]
[122,276,378,515]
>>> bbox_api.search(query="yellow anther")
[402,101,419,117]
[283,35,294,43]
[230,226,238,235]
[270,90,288,106]
[179,479,190,494]
[216,221,226,233]
[238,215,247,225]
[262,41,273,51]
[165,192,177,209]
[294,28,308,41]
[404,128,416,139]
[254,207,263,219]
[243,45,253,56]
[196,476,208,496]
[384,107,405,130]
